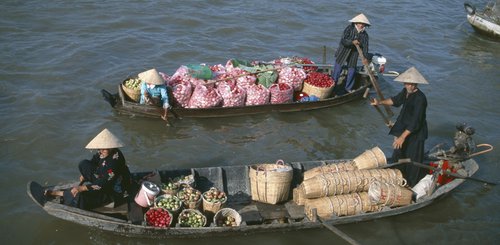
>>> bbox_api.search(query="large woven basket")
[304,192,382,219]
[301,81,334,99]
[368,180,413,207]
[303,160,356,180]
[249,160,293,204]
[121,78,141,102]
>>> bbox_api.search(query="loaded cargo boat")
[28,137,490,239]
[101,55,390,119]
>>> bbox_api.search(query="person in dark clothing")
[370,67,429,187]
[45,128,132,210]
[332,13,370,95]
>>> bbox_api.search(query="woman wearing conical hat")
[139,68,171,125]
[332,13,371,95]
[45,129,132,210]
[371,67,429,187]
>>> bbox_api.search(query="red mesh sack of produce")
[170,80,192,108]
[269,83,293,104]
[170,66,190,82]
[188,84,222,108]
[217,81,246,107]
[278,66,307,91]
[245,84,270,106]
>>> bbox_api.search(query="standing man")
[371,67,429,187]
[332,13,370,95]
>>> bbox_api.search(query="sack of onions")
[217,81,246,107]
[170,80,192,108]
[202,187,227,214]
[144,207,173,228]
[245,84,270,106]
[269,83,293,104]
[278,66,307,91]
[178,209,207,227]
[188,84,222,108]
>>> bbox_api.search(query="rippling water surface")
[1,0,499,244]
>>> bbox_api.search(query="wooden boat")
[464,1,500,38]
[27,158,479,239]
[101,65,380,119]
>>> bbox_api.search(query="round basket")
[178,209,207,227]
[214,208,242,227]
[144,207,173,228]
[160,182,180,196]
[177,186,202,210]
[249,159,293,204]
[121,78,141,102]
[202,187,227,214]
[301,81,334,100]
[154,194,183,215]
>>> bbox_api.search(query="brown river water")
[1,0,499,244]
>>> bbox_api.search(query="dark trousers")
[391,136,427,187]
[332,62,356,95]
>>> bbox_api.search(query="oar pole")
[364,88,393,128]
[311,209,361,245]
[355,44,393,117]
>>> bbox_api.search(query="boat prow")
[27,181,47,208]
[464,1,500,38]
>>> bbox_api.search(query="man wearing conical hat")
[332,13,371,95]
[45,129,132,210]
[371,67,429,187]
[139,68,171,124]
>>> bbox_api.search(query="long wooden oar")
[363,88,393,128]
[410,161,497,185]
[310,209,361,245]
[355,44,393,117]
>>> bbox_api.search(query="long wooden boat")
[28,158,478,239]
[464,1,500,38]
[101,67,378,119]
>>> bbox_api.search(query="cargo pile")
[129,57,336,108]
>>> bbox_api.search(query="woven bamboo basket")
[249,159,293,204]
[353,146,387,169]
[304,192,382,219]
[368,180,413,207]
[178,209,207,227]
[144,207,173,227]
[302,168,406,199]
[214,208,242,227]
[121,78,141,102]
[202,187,227,214]
[154,194,183,216]
[292,184,306,205]
[301,81,334,99]
[303,161,356,180]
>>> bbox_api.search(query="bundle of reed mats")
[202,187,227,214]
[214,208,242,227]
[303,160,356,181]
[352,146,387,169]
[293,184,306,205]
[302,168,406,199]
[304,192,382,219]
[368,180,413,207]
[249,159,293,204]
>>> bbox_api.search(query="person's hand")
[370,98,379,106]
[71,187,79,197]
[362,58,369,66]
[352,40,360,46]
[393,136,405,149]
[79,175,85,183]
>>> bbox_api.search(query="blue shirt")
[140,83,170,109]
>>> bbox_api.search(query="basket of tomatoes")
[301,72,335,99]
[144,207,173,228]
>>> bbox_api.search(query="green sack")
[185,64,213,80]
[256,65,278,88]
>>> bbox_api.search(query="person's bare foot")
[44,189,63,197]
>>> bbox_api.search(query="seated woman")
[138,68,170,123]
[45,128,132,210]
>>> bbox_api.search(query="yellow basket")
[301,81,334,99]
[121,78,141,102]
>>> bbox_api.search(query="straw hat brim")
[349,13,371,26]
[138,68,164,85]
[85,128,124,149]
[394,66,429,85]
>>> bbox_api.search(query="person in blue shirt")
[138,68,170,122]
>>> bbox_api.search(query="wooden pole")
[355,44,393,117]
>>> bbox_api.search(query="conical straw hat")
[85,128,124,149]
[138,68,164,85]
[394,66,429,84]
[349,13,371,26]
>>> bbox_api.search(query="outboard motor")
[450,123,476,159]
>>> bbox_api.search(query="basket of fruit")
[122,77,142,102]
[144,207,173,228]
[154,194,183,215]
[202,187,227,214]
[177,186,202,209]
[301,72,335,99]
[178,209,207,227]
[172,174,195,188]
[161,182,180,195]
[214,208,241,227]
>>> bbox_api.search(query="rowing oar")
[410,161,497,185]
[363,88,393,128]
[355,44,393,117]
[311,209,361,245]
